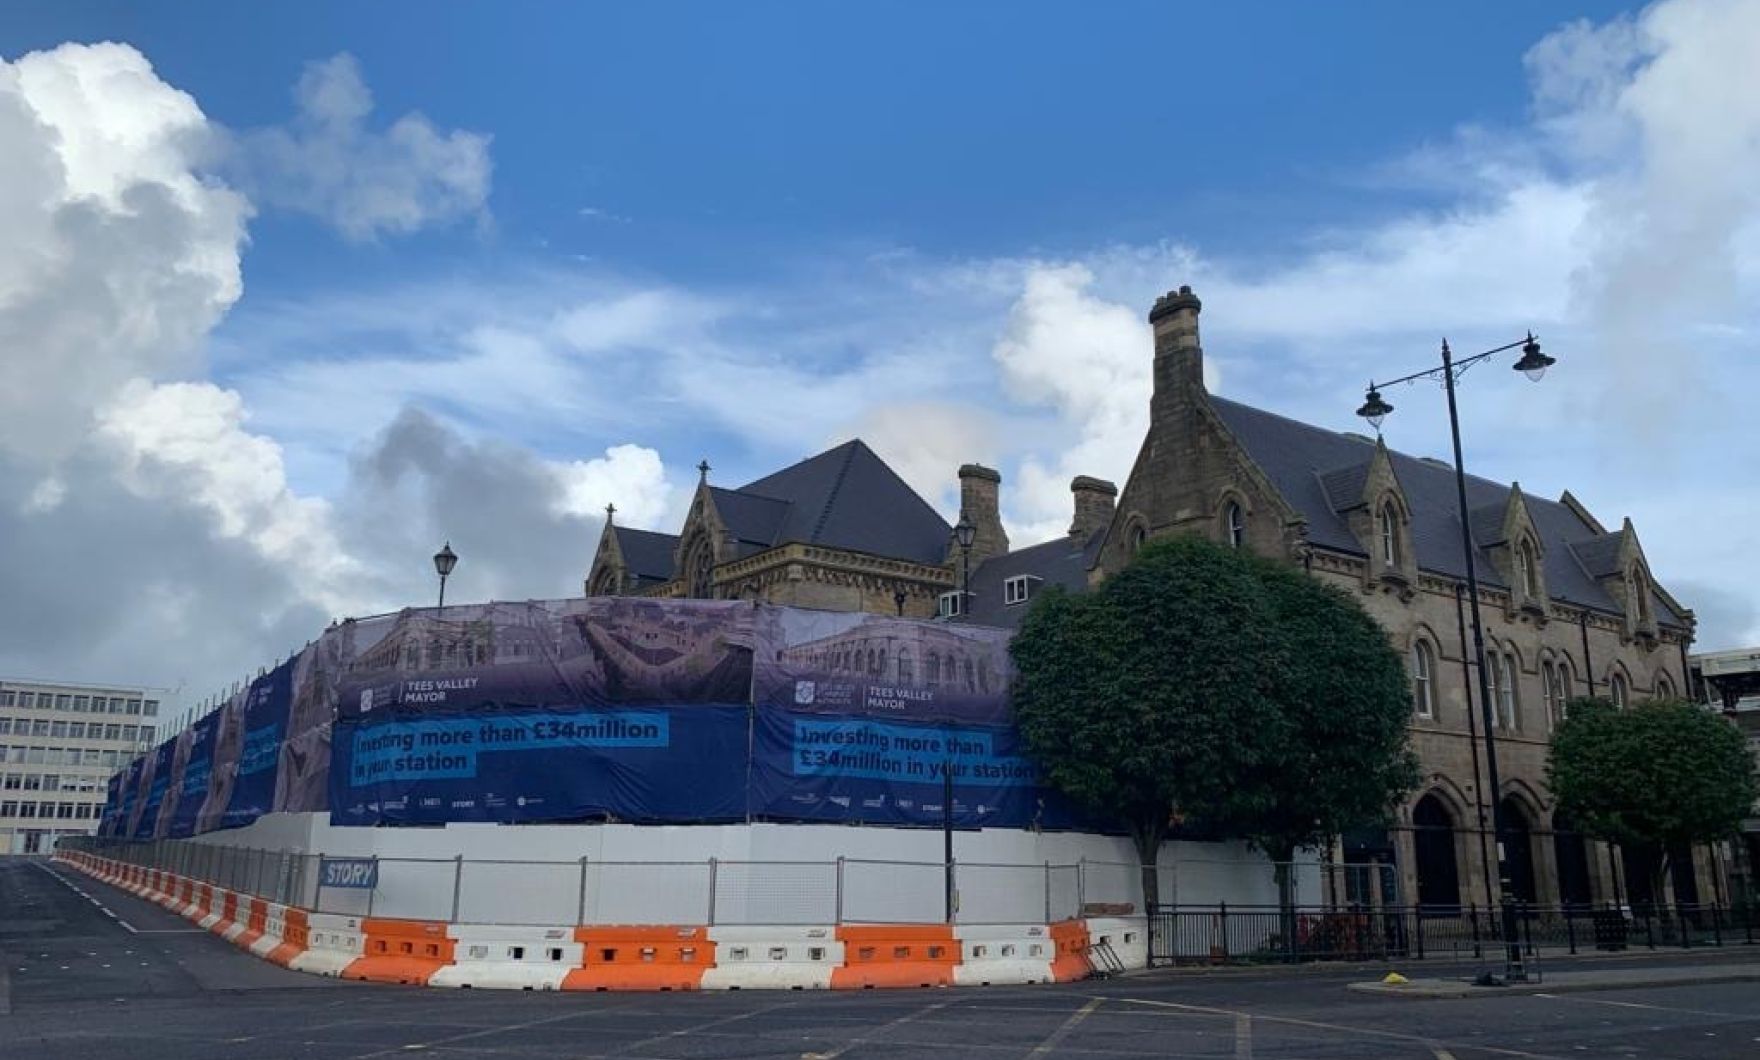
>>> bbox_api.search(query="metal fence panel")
[711,861,837,925]
[842,859,944,924]
[583,861,711,925]
[456,859,581,926]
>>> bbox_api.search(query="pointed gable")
[731,439,952,565]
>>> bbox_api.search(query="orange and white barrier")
[562,925,714,991]
[51,852,1132,992]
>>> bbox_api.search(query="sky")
[1,0,1757,714]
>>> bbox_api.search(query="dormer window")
[1519,540,1539,598]
[1003,575,1039,606]
[937,591,964,619]
[1378,502,1399,566]
[1225,502,1246,549]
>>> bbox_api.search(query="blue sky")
[1,0,1756,703]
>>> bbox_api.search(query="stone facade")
[1092,285,1699,910]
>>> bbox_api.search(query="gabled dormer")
[1571,516,1660,646]
[1480,484,1549,622]
[1321,438,1416,596]
[674,468,734,599]
[585,506,628,596]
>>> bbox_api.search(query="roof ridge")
[1212,395,1554,503]
[808,440,863,543]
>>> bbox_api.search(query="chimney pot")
[1069,476,1118,540]
[951,463,1009,566]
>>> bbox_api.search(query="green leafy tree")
[1010,535,1418,914]
[1231,560,1421,914]
[1548,697,1756,904]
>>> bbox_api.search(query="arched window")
[1130,524,1147,554]
[876,649,886,676]
[897,649,913,684]
[1500,652,1520,730]
[1655,672,1675,699]
[1379,502,1399,566]
[926,652,940,685]
[687,539,714,599]
[1541,660,1557,726]
[1411,641,1435,718]
[1557,658,1574,703]
[1224,502,1246,549]
[1518,540,1540,599]
[1610,672,1629,708]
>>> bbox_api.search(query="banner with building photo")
[165,713,216,839]
[750,608,1015,725]
[329,703,750,826]
[100,770,126,837]
[332,598,757,722]
[212,655,296,824]
[152,725,193,839]
[747,707,1081,830]
[130,741,174,840]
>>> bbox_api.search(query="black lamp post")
[943,511,978,923]
[1357,332,1553,980]
[433,542,458,610]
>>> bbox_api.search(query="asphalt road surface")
[5,855,1760,1059]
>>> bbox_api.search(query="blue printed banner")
[162,714,216,839]
[330,704,746,826]
[751,708,1078,830]
[212,659,294,829]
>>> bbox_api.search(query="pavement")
[6,854,1760,1058]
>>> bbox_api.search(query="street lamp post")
[1356,333,1554,981]
[945,512,978,923]
[433,542,458,610]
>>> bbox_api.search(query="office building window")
[144,700,159,716]
[0,719,9,736]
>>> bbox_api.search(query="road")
[5,855,1760,1058]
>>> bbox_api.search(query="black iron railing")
[1147,902,1760,966]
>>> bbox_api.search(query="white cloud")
[0,42,247,465]
[231,53,491,241]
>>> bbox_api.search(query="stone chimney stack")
[1068,476,1118,541]
[1148,285,1203,399]
[949,463,1010,566]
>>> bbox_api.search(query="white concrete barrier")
[429,924,579,990]
[701,925,841,990]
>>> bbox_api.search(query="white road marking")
[1025,998,1104,1059]
[1532,992,1760,1020]
[1234,1012,1253,1059]
[799,1001,951,1060]
[36,863,139,933]
[1112,996,1566,1060]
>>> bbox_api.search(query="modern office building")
[1,678,164,854]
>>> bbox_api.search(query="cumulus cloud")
[335,409,671,605]
[0,42,247,465]
[0,43,669,703]
[231,53,491,241]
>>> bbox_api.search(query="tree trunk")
[1131,818,1168,914]
[1270,842,1298,959]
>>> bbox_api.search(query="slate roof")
[722,439,953,565]
[1207,397,1685,628]
[963,530,1106,629]
[611,526,679,586]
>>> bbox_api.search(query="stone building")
[583,286,1704,911]
[1085,285,1698,910]
[586,440,958,615]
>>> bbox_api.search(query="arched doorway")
[1412,794,1461,911]
[1499,797,1538,907]
[1552,811,1593,909]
